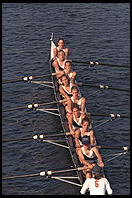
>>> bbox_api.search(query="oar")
[72,60,129,68]
[2,166,87,180]
[2,136,32,143]
[33,132,71,139]
[89,113,129,119]
[76,82,130,92]
[96,145,129,152]
[2,132,71,143]
[2,99,67,112]
[2,73,57,84]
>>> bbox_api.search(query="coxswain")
[80,164,112,195]
[64,60,77,84]
[76,135,104,179]
[53,38,69,59]
[71,86,86,114]
[67,104,86,137]
[59,74,75,114]
[75,116,95,146]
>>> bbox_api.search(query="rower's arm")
[70,71,77,84]
[90,129,95,146]
[53,47,58,58]
[93,147,104,167]
[67,114,73,129]
[75,130,81,148]
[81,97,86,113]
[56,70,65,79]
[64,47,69,59]
[52,60,60,73]
[67,114,75,134]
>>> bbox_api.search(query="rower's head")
[81,135,90,147]
[71,86,79,97]
[58,50,65,60]
[72,104,80,117]
[64,60,72,72]
[61,74,69,86]
[92,164,104,179]
[82,117,91,131]
[58,38,64,48]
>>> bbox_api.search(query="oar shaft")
[2,167,87,180]
[90,113,129,119]
[2,99,66,112]
[2,173,39,180]
[77,82,129,92]
[2,132,71,143]
[2,79,23,84]
[2,73,57,84]
[40,166,88,176]
[33,73,56,78]
[2,104,36,112]
[2,106,27,112]
[38,132,71,138]
[72,60,129,68]
[96,145,129,151]
[2,136,32,143]
[99,62,129,68]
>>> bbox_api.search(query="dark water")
[2,3,130,195]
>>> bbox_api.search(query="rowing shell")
[49,33,104,191]
[50,33,84,187]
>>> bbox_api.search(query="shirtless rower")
[71,86,86,114]
[76,135,104,179]
[53,38,69,59]
[67,104,86,137]
[80,164,112,195]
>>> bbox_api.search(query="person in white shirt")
[80,164,112,195]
